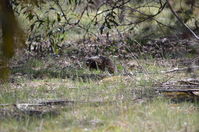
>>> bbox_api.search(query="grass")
[0,57,199,132]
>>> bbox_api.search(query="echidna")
[86,56,115,73]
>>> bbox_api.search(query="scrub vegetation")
[0,0,199,132]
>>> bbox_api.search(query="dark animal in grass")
[86,56,115,73]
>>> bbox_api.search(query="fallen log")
[157,88,199,102]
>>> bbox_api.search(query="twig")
[166,0,199,40]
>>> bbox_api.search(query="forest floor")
[0,35,199,132]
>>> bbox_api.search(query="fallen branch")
[0,99,115,116]
[157,89,199,101]
[38,99,75,105]
[161,66,199,73]
[157,89,199,92]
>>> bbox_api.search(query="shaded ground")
[60,33,199,59]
